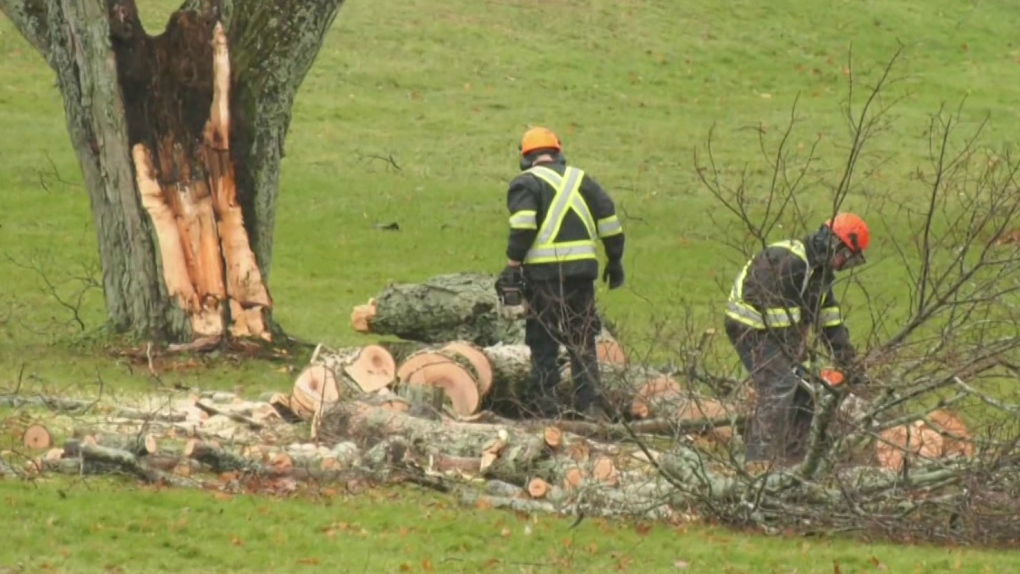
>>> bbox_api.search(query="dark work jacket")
[505,159,625,282]
[734,229,857,367]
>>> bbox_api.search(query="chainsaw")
[794,363,870,423]
[497,278,528,321]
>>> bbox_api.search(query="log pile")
[0,375,979,528]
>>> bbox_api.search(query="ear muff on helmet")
[520,150,565,171]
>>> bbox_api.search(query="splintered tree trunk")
[0,0,345,344]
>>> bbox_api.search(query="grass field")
[3,0,1020,571]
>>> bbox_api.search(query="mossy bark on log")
[359,273,526,346]
[318,403,555,486]
[0,0,346,342]
[480,344,534,415]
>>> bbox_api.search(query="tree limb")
[0,0,52,61]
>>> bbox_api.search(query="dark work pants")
[725,319,815,464]
[525,277,601,414]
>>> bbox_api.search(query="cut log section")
[22,424,52,450]
[631,375,684,419]
[441,341,494,397]
[875,409,974,471]
[290,364,342,420]
[351,298,377,334]
[596,335,627,365]
[315,344,396,393]
[875,421,944,471]
[396,350,481,417]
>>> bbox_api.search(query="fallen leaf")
[230,536,243,547]
[422,559,434,571]
[500,527,511,537]
[634,523,652,536]
[298,558,320,565]
[674,560,689,569]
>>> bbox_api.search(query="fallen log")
[351,273,525,346]
[318,402,561,486]
[71,430,159,457]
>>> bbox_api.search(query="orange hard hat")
[520,127,562,156]
[825,212,870,253]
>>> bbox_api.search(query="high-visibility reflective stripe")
[528,165,564,189]
[509,210,537,229]
[819,306,842,327]
[597,215,623,237]
[571,194,597,238]
[527,167,583,246]
[525,244,597,263]
[523,166,597,264]
[727,240,810,330]
[725,301,800,328]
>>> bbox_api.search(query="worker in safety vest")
[495,127,626,420]
[724,213,871,465]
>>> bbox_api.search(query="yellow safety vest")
[725,240,843,330]
[510,165,621,265]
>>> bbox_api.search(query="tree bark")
[0,0,345,343]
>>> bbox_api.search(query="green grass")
[3,478,1018,574]
[3,0,1020,570]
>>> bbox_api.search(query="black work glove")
[495,264,524,294]
[602,259,624,290]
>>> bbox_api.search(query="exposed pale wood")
[314,344,397,394]
[596,335,627,365]
[543,426,562,450]
[203,22,272,341]
[927,409,974,457]
[527,477,550,498]
[134,144,218,337]
[563,466,585,490]
[396,350,481,416]
[631,375,683,419]
[876,422,943,471]
[592,457,619,485]
[194,400,264,430]
[350,299,377,333]
[441,341,494,396]
[291,364,341,420]
[22,424,52,450]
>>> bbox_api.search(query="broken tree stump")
[131,19,272,343]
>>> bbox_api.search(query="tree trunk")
[0,0,345,344]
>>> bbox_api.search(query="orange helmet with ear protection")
[825,213,870,253]
[520,127,562,156]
